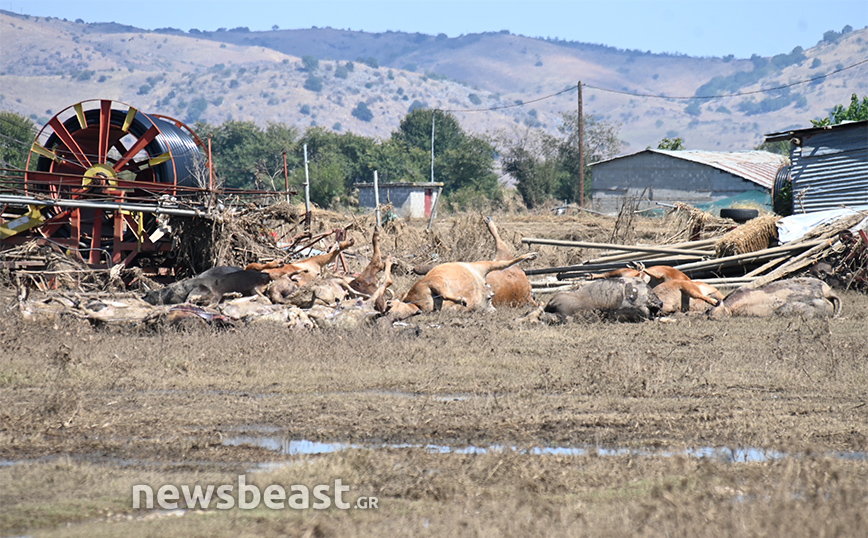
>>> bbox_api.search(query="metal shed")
[588,149,787,214]
[764,120,868,214]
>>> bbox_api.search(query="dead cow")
[187,269,272,305]
[348,228,386,297]
[484,217,536,307]
[143,266,243,305]
[307,256,397,329]
[540,277,663,322]
[653,280,724,315]
[246,238,355,285]
[709,277,842,318]
[589,263,690,288]
[386,252,538,320]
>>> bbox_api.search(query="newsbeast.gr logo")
[132,476,378,511]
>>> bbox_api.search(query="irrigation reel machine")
[1,99,283,271]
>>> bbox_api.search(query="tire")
[720,208,759,223]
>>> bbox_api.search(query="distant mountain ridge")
[1,10,866,153]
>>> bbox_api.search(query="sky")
[6,0,868,59]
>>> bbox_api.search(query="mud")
[1,212,867,536]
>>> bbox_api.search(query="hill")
[1,10,866,154]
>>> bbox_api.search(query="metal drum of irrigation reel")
[10,99,210,266]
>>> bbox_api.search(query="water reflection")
[221,433,863,463]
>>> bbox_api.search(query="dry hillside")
[1,10,866,153]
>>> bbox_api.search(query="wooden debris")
[527,209,868,295]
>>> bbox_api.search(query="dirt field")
[1,211,866,537]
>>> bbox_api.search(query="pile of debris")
[13,289,384,331]
[525,205,868,294]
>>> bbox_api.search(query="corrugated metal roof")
[591,149,787,189]
[764,119,868,142]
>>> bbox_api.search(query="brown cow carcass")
[709,277,842,318]
[484,217,536,307]
[386,253,538,320]
[588,263,690,288]
[653,280,724,315]
[246,238,355,286]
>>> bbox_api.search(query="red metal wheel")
[20,99,208,265]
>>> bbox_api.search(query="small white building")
[355,182,444,219]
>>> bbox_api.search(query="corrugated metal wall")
[590,152,766,214]
[790,123,868,213]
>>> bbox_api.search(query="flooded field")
[1,212,867,536]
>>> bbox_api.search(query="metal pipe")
[283,150,289,203]
[521,237,711,257]
[0,195,205,217]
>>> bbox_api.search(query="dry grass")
[715,215,780,257]
[1,212,867,537]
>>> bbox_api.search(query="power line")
[441,58,868,113]
[442,85,578,113]
[586,58,868,100]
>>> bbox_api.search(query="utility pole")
[578,81,584,209]
[430,110,436,183]
[303,144,311,230]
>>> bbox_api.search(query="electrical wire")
[440,57,868,112]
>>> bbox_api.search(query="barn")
[589,149,787,214]
[764,120,868,214]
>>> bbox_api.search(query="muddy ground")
[1,211,866,537]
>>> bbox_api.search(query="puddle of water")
[221,434,867,464]
[324,390,474,401]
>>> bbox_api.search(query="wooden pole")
[303,144,311,231]
[672,240,825,273]
[207,135,214,191]
[577,81,584,209]
[744,239,836,289]
[430,111,436,183]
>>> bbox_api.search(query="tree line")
[4,94,863,211]
[0,107,623,211]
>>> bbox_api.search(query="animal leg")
[485,216,513,261]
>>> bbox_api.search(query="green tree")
[755,139,791,156]
[502,112,623,208]
[391,109,498,198]
[351,102,374,122]
[202,121,299,191]
[552,112,623,204]
[293,128,379,206]
[302,55,319,72]
[368,139,426,184]
[304,75,323,92]
[503,143,562,210]
[657,137,685,150]
[812,93,868,126]
[0,111,37,173]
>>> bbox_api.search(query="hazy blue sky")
[9,0,868,58]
